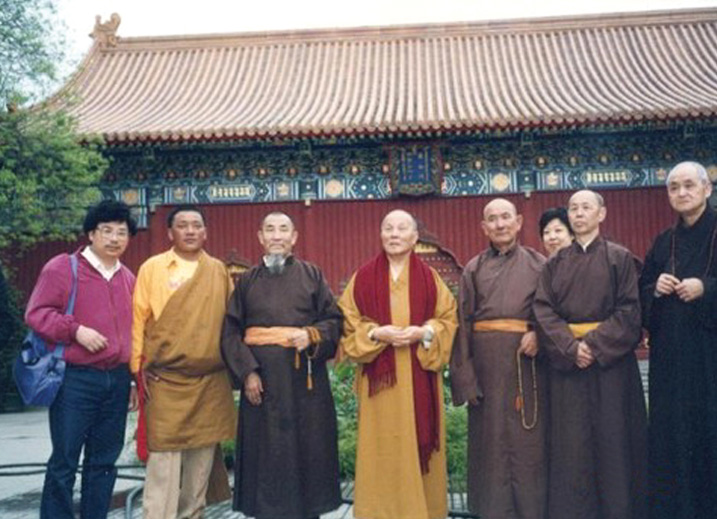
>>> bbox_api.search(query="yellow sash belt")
[473,319,530,334]
[568,322,602,339]
[245,326,312,347]
[243,326,321,389]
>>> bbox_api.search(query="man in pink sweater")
[25,200,138,519]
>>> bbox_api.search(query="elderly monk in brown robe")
[450,198,547,519]
[533,190,648,519]
[339,209,458,519]
[132,205,235,519]
[221,212,342,519]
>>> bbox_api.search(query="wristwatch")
[422,326,435,349]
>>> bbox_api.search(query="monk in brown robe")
[339,209,457,519]
[132,205,235,519]
[450,198,547,519]
[221,212,342,519]
[533,190,648,519]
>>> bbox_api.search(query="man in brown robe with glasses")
[221,212,342,519]
[450,198,547,519]
[640,161,717,519]
[533,190,648,519]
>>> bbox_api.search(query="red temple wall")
[12,187,675,297]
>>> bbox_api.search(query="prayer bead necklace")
[515,350,538,431]
[669,217,717,277]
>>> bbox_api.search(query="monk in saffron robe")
[132,205,236,519]
[639,161,717,519]
[450,199,547,519]
[533,190,648,519]
[339,209,457,519]
[221,212,342,519]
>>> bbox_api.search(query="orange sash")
[244,326,321,347]
[473,319,530,334]
[243,326,321,389]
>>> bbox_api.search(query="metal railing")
[0,462,145,518]
[0,463,479,518]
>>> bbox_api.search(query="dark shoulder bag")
[13,254,79,406]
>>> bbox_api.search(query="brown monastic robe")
[450,244,547,519]
[533,237,648,519]
[221,257,342,519]
[142,253,235,452]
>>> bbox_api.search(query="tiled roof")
[52,8,717,143]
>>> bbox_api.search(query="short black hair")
[167,204,206,228]
[83,199,138,236]
[538,207,572,237]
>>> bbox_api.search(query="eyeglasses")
[97,226,129,239]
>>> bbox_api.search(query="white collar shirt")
[81,246,122,281]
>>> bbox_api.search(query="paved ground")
[106,494,355,519]
[0,409,354,518]
[0,361,649,518]
[0,409,143,519]
[0,409,50,502]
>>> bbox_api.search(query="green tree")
[0,0,64,106]
[0,109,106,253]
[0,0,107,256]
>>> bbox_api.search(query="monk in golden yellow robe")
[339,209,457,519]
[132,206,235,519]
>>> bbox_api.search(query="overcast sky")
[56,0,716,73]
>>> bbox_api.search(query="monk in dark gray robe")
[533,190,647,519]
[450,199,548,519]
[639,162,717,519]
[221,212,342,519]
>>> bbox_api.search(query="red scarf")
[353,251,439,473]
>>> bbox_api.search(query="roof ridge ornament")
[90,13,121,48]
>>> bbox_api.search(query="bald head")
[381,209,418,232]
[380,209,419,258]
[569,190,604,208]
[482,198,523,252]
[260,211,295,231]
[568,190,606,241]
[258,212,298,257]
[483,198,517,219]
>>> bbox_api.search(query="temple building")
[15,7,717,295]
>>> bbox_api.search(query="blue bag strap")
[55,254,79,358]
[65,254,79,316]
